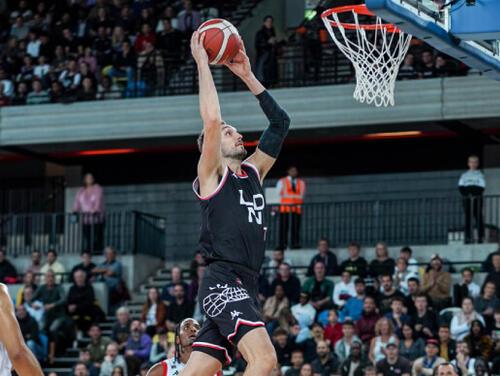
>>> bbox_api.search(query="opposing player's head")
[175,318,201,361]
[197,121,247,161]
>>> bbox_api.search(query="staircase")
[42,265,187,375]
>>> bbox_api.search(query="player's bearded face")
[180,319,200,346]
[221,125,247,160]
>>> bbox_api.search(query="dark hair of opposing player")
[174,323,181,363]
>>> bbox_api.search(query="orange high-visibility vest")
[279,177,305,214]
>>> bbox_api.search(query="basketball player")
[147,318,222,376]
[181,32,291,376]
[0,283,43,375]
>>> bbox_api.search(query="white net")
[322,8,412,107]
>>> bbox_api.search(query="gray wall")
[66,168,486,261]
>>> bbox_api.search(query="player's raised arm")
[191,31,224,195]
[225,39,291,182]
[0,284,43,375]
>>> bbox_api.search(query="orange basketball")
[198,19,241,65]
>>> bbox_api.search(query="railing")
[265,195,500,248]
[0,211,166,257]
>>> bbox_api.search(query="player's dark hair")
[174,323,181,363]
[196,121,226,153]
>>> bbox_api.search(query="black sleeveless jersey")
[193,162,266,274]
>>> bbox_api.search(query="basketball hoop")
[321,5,412,107]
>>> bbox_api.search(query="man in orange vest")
[277,166,306,249]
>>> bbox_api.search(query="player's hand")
[191,31,209,66]
[225,38,251,79]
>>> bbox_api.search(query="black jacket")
[307,251,339,276]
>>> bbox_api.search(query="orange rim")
[321,5,400,33]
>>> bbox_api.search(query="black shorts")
[192,261,265,365]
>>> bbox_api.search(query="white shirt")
[0,343,12,376]
[333,280,356,307]
[465,282,481,299]
[451,357,476,376]
[34,64,50,79]
[458,170,486,188]
[26,40,41,57]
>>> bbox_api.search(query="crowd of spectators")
[0,0,222,107]
[3,235,500,375]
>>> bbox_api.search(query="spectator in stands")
[453,268,481,307]
[411,293,437,341]
[0,84,9,107]
[422,255,451,312]
[435,55,451,77]
[40,249,66,283]
[376,342,411,376]
[49,80,64,103]
[474,280,498,326]
[15,271,37,306]
[176,0,201,34]
[311,339,339,375]
[26,78,49,105]
[458,155,486,243]
[398,53,418,80]
[10,16,29,41]
[97,75,121,100]
[74,362,90,376]
[100,342,128,376]
[263,284,290,332]
[339,277,366,322]
[93,26,113,67]
[480,250,498,273]
[112,306,131,352]
[255,15,279,88]
[340,242,368,277]
[306,238,338,277]
[277,166,305,249]
[166,283,194,331]
[378,274,404,315]
[438,324,457,362]
[134,23,156,53]
[59,58,82,94]
[338,340,370,376]
[399,323,425,362]
[412,339,446,375]
[418,50,436,78]
[394,257,419,296]
[15,304,43,362]
[149,327,168,364]
[291,292,316,343]
[285,349,304,376]
[11,81,28,105]
[87,323,112,367]
[323,309,342,347]
[71,250,97,284]
[21,286,44,330]
[483,252,500,298]
[137,40,165,95]
[0,249,17,284]
[450,297,485,341]
[76,349,98,376]
[334,320,360,363]
[157,17,183,63]
[451,341,476,376]
[93,247,125,310]
[463,320,493,360]
[385,296,411,337]
[369,317,398,364]
[266,248,292,282]
[302,261,334,312]
[356,296,380,343]
[141,287,167,337]
[333,271,355,309]
[32,269,67,363]
[404,278,425,316]
[78,77,97,101]
[161,265,188,303]
[272,262,301,305]
[73,172,105,252]
[67,269,100,334]
[273,327,294,366]
[369,242,395,278]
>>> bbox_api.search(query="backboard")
[365,0,500,80]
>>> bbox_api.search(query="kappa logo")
[230,310,242,320]
[239,190,265,224]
